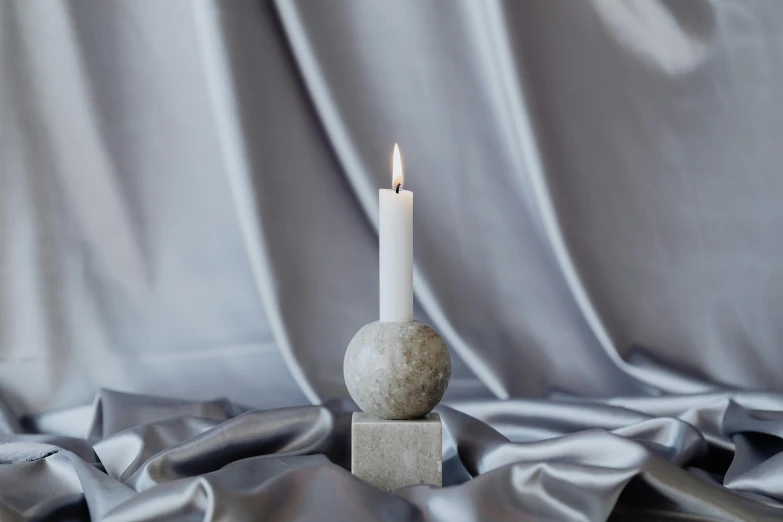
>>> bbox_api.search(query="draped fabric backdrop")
[3,0,783,520]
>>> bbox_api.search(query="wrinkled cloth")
[5,0,783,520]
[4,0,783,412]
[2,388,783,521]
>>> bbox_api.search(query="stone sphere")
[344,321,451,420]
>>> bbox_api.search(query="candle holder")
[344,320,451,491]
[344,320,450,419]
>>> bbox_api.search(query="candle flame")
[392,143,403,190]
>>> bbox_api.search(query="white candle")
[379,144,413,322]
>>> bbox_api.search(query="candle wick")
[396,183,401,194]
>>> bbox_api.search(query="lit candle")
[379,144,413,322]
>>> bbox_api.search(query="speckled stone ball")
[344,321,451,420]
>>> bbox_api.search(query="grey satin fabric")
[4,0,783,520]
[3,388,783,521]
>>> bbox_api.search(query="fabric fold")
[3,389,783,520]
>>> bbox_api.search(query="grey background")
[2,0,782,414]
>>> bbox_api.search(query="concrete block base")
[351,412,442,491]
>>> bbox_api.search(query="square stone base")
[351,412,442,491]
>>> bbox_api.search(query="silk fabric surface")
[3,387,783,521]
[3,0,783,520]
